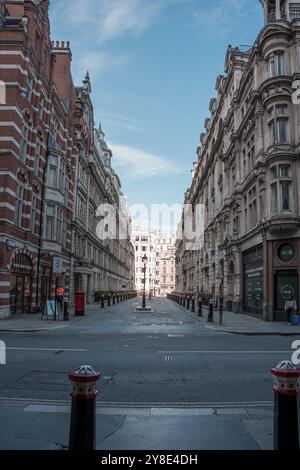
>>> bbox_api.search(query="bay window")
[47,154,66,193]
[45,204,55,239]
[270,164,292,214]
[268,52,284,77]
[44,204,67,242]
[268,105,288,144]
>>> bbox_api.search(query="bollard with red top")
[68,365,101,451]
[75,292,85,317]
[272,360,300,450]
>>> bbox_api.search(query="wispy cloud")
[53,0,171,44]
[109,143,182,180]
[74,51,130,80]
[101,114,145,132]
[194,0,257,35]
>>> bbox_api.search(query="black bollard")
[107,295,111,307]
[101,295,104,309]
[191,296,195,313]
[186,296,190,310]
[68,365,101,451]
[207,299,214,323]
[113,294,116,305]
[272,360,300,450]
[219,295,224,325]
[63,297,70,321]
[198,297,202,317]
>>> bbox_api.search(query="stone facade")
[132,230,175,297]
[0,0,134,318]
[156,236,176,297]
[176,0,300,321]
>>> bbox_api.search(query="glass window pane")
[276,105,287,115]
[279,165,290,177]
[271,184,278,213]
[278,119,287,143]
[281,182,290,210]
[271,166,277,179]
[276,53,284,75]
[269,121,276,142]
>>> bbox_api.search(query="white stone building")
[176,0,300,321]
[132,229,175,297]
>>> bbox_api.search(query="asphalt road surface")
[0,298,297,406]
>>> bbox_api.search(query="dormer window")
[268,51,284,77]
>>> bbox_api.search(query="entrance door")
[10,276,32,315]
[275,270,299,312]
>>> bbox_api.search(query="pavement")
[174,302,300,336]
[0,400,273,450]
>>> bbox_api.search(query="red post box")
[75,292,85,317]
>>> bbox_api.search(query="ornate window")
[268,105,288,144]
[268,51,284,77]
[270,164,292,214]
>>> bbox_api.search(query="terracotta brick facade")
[0,1,134,318]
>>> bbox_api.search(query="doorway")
[275,270,299,312]
[10,275,32,315]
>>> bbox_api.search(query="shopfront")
[273,242,299,320]
[9,252,34,315]
[243,245,264,316]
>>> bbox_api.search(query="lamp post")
[149,274,152,300]
[142,254,148,309]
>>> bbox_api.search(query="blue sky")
[50,0,263,232]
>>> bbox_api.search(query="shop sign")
[278,244,295,263]
[281,285,295,300]
[53,257,63,274]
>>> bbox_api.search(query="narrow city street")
[0,298,297,449]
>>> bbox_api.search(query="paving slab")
[0,402,272,450]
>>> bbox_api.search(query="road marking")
[157,350,291,354]
[6,347,88,352]
[165,354,173,361]
[167,334,185,338]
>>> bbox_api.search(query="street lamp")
[142,254,148,309]
[149,274,152,300]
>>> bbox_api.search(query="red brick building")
[0,0,135,319]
